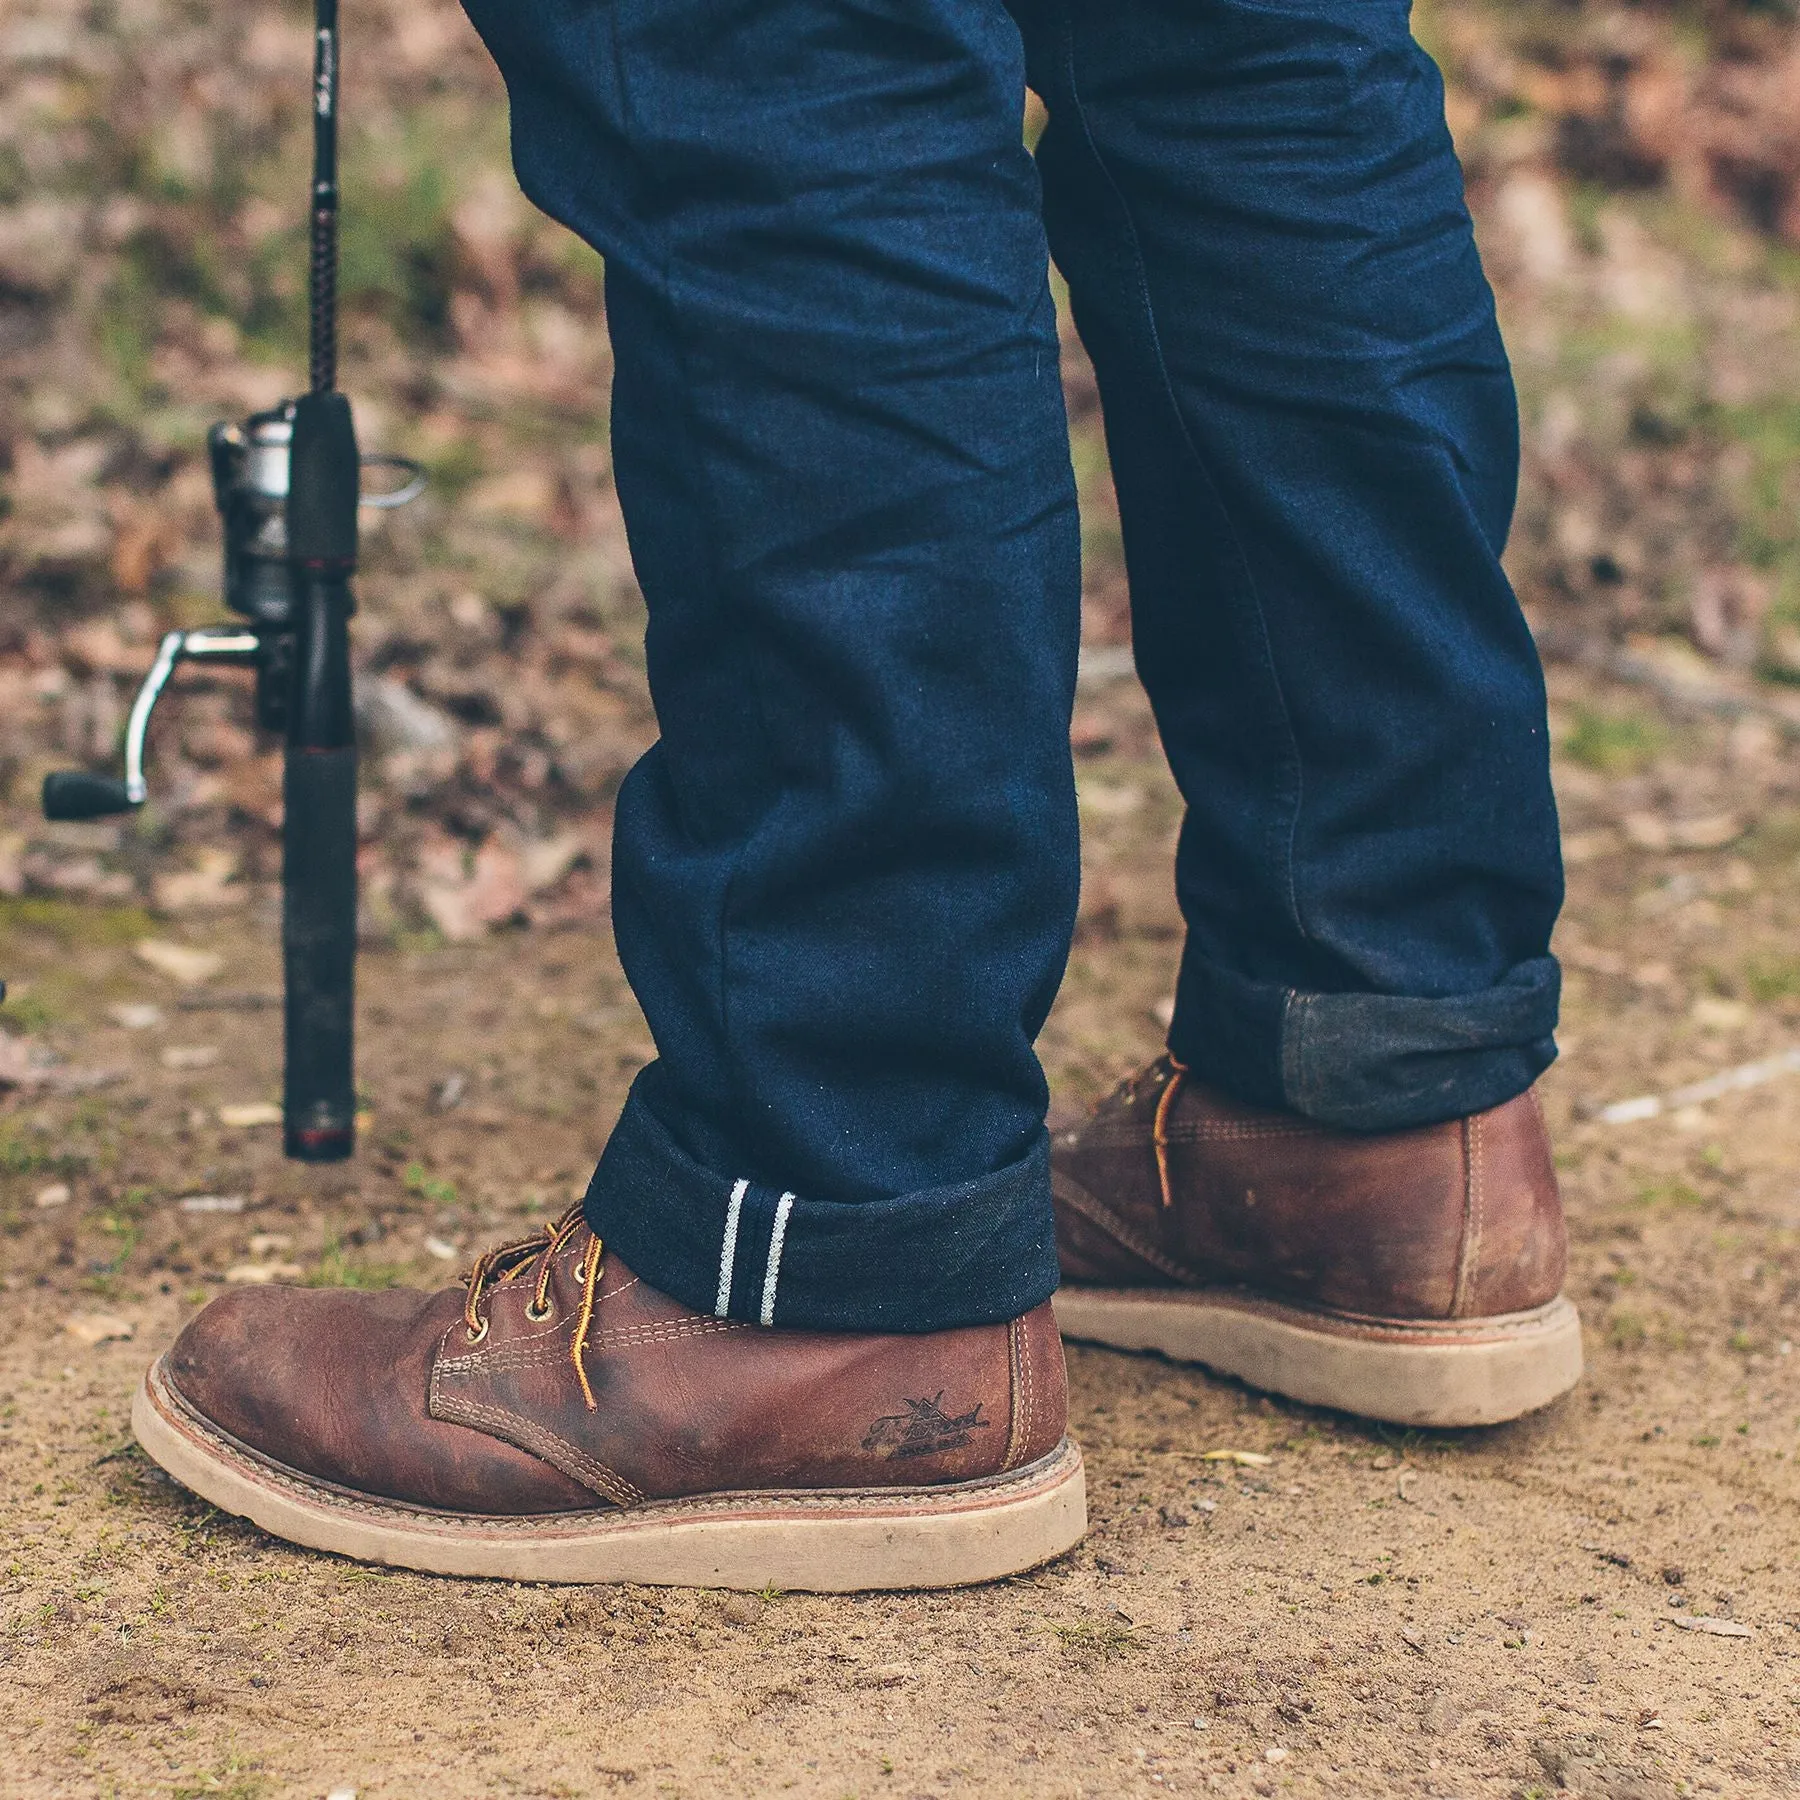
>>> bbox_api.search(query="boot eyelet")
[525,1298,554,1323]
[466,1317,490,1346]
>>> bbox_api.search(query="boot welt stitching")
[1051,1169,1203,1286]
[154,1370,1078,1525]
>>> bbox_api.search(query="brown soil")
[4,659,1800,1800]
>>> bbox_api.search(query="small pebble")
[34,1182,71,1210]
[179,1194,246,1214]
[219,1101,283,1128]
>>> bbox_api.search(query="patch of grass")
[169,1753,267,1800]
[404,1161,458,1207]
[84,1189,153,1293]
[338,131,458,342]
[1635,1178,1709,1210]
[422,434,487,506]
[1,990,59,1033]
[306,1238,406,1291]
[1720,399,1800,571]
[1560,704,1665,774]
[1046,1619,1138,1659]
[1740,807,1800,865]
[0,896,156,950]
[1741,955,1800,1004]
[1607,1310,1649,1350]
[0,1124,86,1180]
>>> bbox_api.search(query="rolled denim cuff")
[1170,951,1560,1132]
[583,1071,1061,1333]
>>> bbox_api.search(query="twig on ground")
[1588,1048,1800,1124]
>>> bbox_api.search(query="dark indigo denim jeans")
[459,0,1564,1333]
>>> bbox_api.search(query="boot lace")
[1151,1056,1188,1210]
[1100,1054,1189,1209]
[461,1202,606,1409]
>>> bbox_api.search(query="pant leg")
[1012,0,1563,1130]
[459,0,1080,1329]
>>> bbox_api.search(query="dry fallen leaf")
[107,1003,164,1030]
[0,1034,45,1088]
[1691,996,1751,1030]
[1621,811,1743,853]
[152,849,245,915]
[218,1102,283,1128]
[65,1312,135,1346]
[1672,1616,1751,1638]
[134,940,224,985]
[1200,1449,1273,1467]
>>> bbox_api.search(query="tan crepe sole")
[132,1357,1087,1591]
[1053,1286,1582,1427]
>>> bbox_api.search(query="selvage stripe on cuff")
[714,1177,749,1318]
[759,1191,795,1327]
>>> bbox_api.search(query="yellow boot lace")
[461,1202,606,1409]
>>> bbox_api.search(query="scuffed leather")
[166,1283,598,1513]
[430,1241,1066,1501]
[1052,1060,1566,1321]
[164,1241,1066,1514]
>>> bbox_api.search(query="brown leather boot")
[1051,1059,1581,1426]
[133,1206,1083,1589]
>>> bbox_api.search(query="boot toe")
[166,1283,438,1472]
[162,1282,596,1513]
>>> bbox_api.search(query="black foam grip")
[43,771,134,820]
[288,391,359,568]
[282,745,357,1162]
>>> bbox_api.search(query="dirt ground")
[5,0,1800,1787]
[3,651,1800,1800]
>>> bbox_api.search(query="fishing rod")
[42,0,421,1162]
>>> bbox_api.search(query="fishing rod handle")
[283,738,356,1161]
[281,388,360,1162]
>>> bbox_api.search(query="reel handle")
[42,772,136,820]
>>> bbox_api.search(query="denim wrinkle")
[463,0,1564,1330]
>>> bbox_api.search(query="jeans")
[459,0,1563,1333]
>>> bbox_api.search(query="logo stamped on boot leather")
[861,1393,990,1459]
